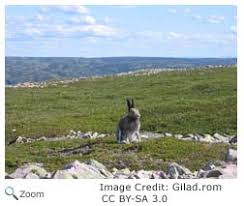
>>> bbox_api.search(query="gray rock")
[8,163,48,179]
[60,160,107,179]
[225,149,237,162]
[229,135,237,144]
[165,133,173,137]
[200,134,215,143]
[204,169,223,178]
[51,170,75,179]
[202,163,216,171]
[174,134,183,139]
[97,134,106,138]
[134,170,153,179]
[91,132,98,139]
[151,171,168,179]
[218,163,237,179]
[185,134,195,138]
[168,162,192,179]
[197,169,205,178]
[213,133,229,143]
[85,159,112,177]
[24,172,40,179]
[15,136,28,144]
[141,132,164,139]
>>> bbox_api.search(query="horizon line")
[5,56,237,59]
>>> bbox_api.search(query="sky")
[5,5,237,57]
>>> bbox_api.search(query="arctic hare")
[116,99,141,144]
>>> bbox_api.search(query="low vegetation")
[5,136,235,173]
[5,67,237,172]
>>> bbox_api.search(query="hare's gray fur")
[116,99,141,143]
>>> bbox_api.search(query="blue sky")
[5,5,237,57]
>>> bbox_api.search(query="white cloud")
[39,5,89,15]
[168,9,177,14]
[59,6,89,14]
[168,32,182,39]
[83,15,96,24]
[206,15,225,24]
[193,15,225,24]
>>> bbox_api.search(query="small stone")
[200,134,215,143]
[69,130,76,135]
[24,172,40,179]
[134,170,153,179]
[141,134,149,139]
[229,135,237,144]
[15,136,27,144]
[152,171,168,179]
[202,163,216,171]
[38,136,47,141]
[174,134,183,139]
[185,134,194,138]
[97,134,106,138]
[91,132,98,139]
[165,133,172,137]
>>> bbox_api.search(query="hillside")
[5,56,236,85]
[6,67,237,143]
[5,67,237,174]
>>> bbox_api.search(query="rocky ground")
[6,147,236,179]
[6,130,237,179]
[10,130,237,145]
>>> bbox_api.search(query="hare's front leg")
[136,131,141,142]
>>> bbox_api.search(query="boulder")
[57,160,108,179]
[204,169,223,178]
[8,163,48,179]
[85,159,112,177]
[167,162,192,179]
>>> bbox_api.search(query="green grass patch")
[5,67,237,144]
[5,136,234,173]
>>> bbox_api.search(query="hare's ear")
[131,99,135,108]
[127,99,131,112]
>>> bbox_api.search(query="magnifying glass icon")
[5,186,19,200]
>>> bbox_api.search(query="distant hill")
[5,56,237,85]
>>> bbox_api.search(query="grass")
[5,136,234,173]
[5,67,237,173]
[6,67,237,143]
